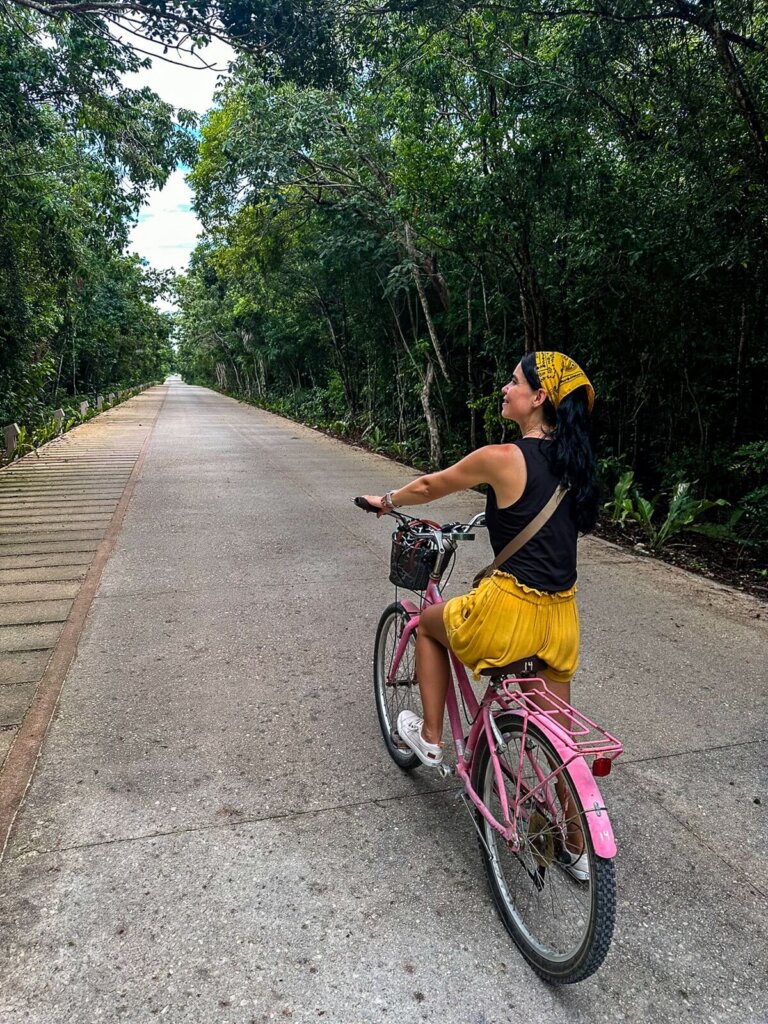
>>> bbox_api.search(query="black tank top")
[485,439,577,593]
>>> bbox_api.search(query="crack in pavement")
[617,736,766,766]
[10,783,460,861]
[9,761,767,904]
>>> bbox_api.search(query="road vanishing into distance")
[1,380,766,1023]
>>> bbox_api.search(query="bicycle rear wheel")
[373,602,422,770]
[472,713,616,983]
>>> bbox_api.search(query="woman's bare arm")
[362,444,525,510]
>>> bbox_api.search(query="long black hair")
[520,352,599,534]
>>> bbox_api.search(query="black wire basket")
[389,528,438,591]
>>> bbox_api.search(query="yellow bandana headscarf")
[534,351,595,413]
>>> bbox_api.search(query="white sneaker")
[560,848,590,882]
[396,711,444,767]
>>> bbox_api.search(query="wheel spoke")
[373,604,423,769]
[477,717,605,971]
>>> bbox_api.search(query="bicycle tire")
[373,602,422,770]
[472,713,616,983]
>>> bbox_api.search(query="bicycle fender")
[399,599,420,617]
[566,755,617,859]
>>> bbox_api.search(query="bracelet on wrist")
[383,489,398,509]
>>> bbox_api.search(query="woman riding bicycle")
[361,350,597,781]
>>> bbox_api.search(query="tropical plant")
[10,426,38,461]
[630,483,729,554]
[33,419,62,446]
[604,471,636,526]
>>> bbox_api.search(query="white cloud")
[122,36,235,284]
[129,169,200,274]
[120,38,234,115]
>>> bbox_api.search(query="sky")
[122,38,235,278]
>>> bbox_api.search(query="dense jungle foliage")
[0,10,195,430]
[173,2,768,563]
[1,1,766,570]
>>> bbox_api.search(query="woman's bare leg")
[524,672,572,733]
[415,603,452,745]
[522,672,584,856]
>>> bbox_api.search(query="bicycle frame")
[389,576,620,860]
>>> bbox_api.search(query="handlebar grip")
[354,496,380,513]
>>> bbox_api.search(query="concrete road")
[0,380,766,1024]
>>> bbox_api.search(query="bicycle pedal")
[437,762,453,778]
[391,730,409,751]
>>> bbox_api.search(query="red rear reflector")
[592,757,612,777]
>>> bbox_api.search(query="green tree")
[175,1,766,520]
[0,10,194,426]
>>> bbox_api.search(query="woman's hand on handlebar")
[355,495,387,516]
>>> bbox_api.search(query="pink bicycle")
[355,498,623,983]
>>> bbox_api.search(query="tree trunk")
[393,342,406,442]
[420,357,443,467]
[404,221,450,381]
[316,290,356,413]
[384,272,442,464]
[732,296,747,442]
[383,284,425,385]
[517,229,546,352]
[690,3,768,183]
[253,357,265,398]
[467,282,476,451]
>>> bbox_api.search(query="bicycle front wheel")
[473,713,616,983]
[373,602,422,770]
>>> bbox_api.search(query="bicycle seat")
[480,655,548,679]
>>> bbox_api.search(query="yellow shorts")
[442,570,579,684]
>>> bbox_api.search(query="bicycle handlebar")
[354,496,486,583]
[354,496,380,514]
[353,496,485,536]
[353,496,417,525]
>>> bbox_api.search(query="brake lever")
[441,522,475,540]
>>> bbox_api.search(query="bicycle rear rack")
[499,680,623,761]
